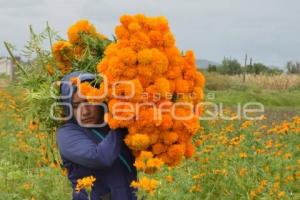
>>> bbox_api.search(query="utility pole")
[243,54,247,82]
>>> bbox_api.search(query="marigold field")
[0,79,299,200]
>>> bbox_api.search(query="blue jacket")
[56,72,137,200]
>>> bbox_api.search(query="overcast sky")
[0,0,299,68]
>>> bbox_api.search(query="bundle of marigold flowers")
[78,14,205,171]
[51,19,110,75]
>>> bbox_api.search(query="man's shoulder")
[58,122,81,131]
[56,122,86,139]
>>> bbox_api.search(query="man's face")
[72,90,103,126]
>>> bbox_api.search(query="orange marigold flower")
[138,65,154,77]
[129,32,151,51]
[130,177,159,196]
[152,49,168,75]
[134,160,146,171]
[163,32,175,47]
[117,47,137,66]
[159,114,173,130]
[239,152,248,158]
[175,78,191,93]
[239,168,247,177]
[125,134,150,150]
[104,43,118,57]
[194,71,206,88]
[56,62,72,75]
[146,157,164,173]
[184,142,195,158]
[193,87,204,102]
[75,176,96,193]
[47,64,55,75]
[78,82,93,96]
[106,113,120,129]
[184,50,196,66]
[167,144,185,160]
[137,49,153,65]
[128,22,141,33]
[138,151,154,160]
[151,143,166,155]
[149,30,163,46]
[162,131,178,145]
[115,25,130,40]
[96,58,109,73]
[120,15,135,28]
[167,65,182,79]
[123,66,137,79]
[157,153,172,165]
[29,120,39,131]
[148,132,159,145]
[67,19,97,44]
[154,77,170,95]
[166,175,173,183]
[52,41,73,62]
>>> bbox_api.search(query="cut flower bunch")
[52,19,110,75]
[78,14,206,171]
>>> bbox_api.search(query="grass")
[0,77,299,199]
[207,89,300,108]
[204,73,300,91]
[0,86,71,200]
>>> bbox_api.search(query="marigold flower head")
[130,32,151,51]
[125,133,150,151]
[128,22,141,33]
[29,120,39,131]
[159,114,173,130]
[138,151,154,160]
[148,30,163,46]
[167,144,185,161]
[146,157,163,169]
[78,82,93,96]
[52,41,73,63]
[163,32,175,47]
[154,77,170,95]
[152,49,168,75]
[56,61,72,75]
[151,143,166,155]
[137,49,153,65]
[130,177,159,195]
[162,131,178,145]
[97,58,109,73]
[120,15,135,28]
[184,142,196,158]
[134,160,146,171]
[75,176,96,193]
[166,175,173,183]
[47,64,55,75]
[67,19,97,44]
[239,152,248,158]
[175,78,191,93]
[194,71,206,88]
[117,47,137,66]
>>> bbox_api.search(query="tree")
[207,64,217,72]
[219,58,242,75]
[253,63,268,74]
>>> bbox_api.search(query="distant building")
[0,57,15,81]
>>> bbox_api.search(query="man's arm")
[57,124,126,169]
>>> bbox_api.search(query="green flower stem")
[4,41,28,77]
